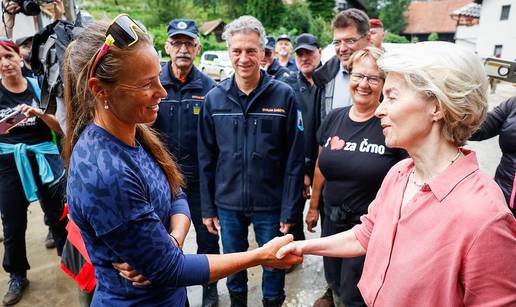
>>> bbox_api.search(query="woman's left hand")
[17,104,44,119]
[113,262,151,287]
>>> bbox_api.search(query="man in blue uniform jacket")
[261,36,291,80]
[152,18,219,307]
[275,34,298,72]
[198,16,305,307]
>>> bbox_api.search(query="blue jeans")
[217,208,285,301]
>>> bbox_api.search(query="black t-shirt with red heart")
[317,106,407,219]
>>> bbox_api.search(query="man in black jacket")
[313,9,370,121]
[282,34,323,250]
[198,16,304,307]
[152,18,219,307]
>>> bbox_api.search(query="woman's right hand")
[113,262,151,287]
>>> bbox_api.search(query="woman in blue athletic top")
[62,17,301,306]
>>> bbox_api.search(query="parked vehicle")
[199,51,234,81]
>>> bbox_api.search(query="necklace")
[411,150,462,187]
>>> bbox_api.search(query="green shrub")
[200,34,227,52]
[384,32,409,44]
[428,32,439,41]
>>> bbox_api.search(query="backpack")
[59,204,96,293]
[30,20,84,115]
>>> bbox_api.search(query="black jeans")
[0,153,67,276]
[288,198,306,241]
[321,217,366,307]
[184,182,220,255]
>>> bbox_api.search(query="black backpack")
[30,18,85,114]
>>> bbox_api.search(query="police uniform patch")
[193,106,201,115]
[297,109,304,131]
[177,21,188,29]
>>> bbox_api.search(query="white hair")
[378,41,488,146]
[222,15,267,50]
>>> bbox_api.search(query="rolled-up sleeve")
[169,190,191,220]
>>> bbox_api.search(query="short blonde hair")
[348,46,385,79]
[378,41,488,146]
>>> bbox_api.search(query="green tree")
[247,0,285,29]
[225,0,247,18]
[310,16,333,46]
[281,0,313,35]
[361,0,380,18]
[307,0,335,21]
[428,32,439,41]
[379,0,410,34]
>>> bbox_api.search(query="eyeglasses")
[332,34,366,48]
[88,14,146,79]
[168,40,197,49]
[350,73,383,86]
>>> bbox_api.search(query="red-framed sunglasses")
[88,14,146,79]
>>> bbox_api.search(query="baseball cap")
[294,33,319,52]
[265,36,276,50]
[370,19,383,29]
[277,34,291,42]
[167,19,199,39]
[15,36,32,47]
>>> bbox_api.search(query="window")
[494,45,503,57]
[500,5,510,20]
[205,54,217,61]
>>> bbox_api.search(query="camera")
[13,0,54,16]
[485,57,516,84]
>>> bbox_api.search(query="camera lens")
[21,0,41,16]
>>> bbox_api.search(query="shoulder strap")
[26,77,42,103]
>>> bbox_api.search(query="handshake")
[114,234,307,286]
[258,234,305,269]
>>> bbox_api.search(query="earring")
[104,100,109,110]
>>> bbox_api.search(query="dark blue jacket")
[153,63,216,183]
[283,71,322,180]
[284,56,298,72]
[267,59,292,80]
[198,72,305,223]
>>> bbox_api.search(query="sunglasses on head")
[88,14,146,79]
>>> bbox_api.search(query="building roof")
[404,0,473,34]
[451,2,481,18]
[199,19,225,36]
